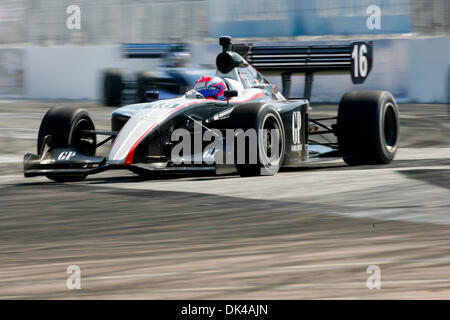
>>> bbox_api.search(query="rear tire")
[103,69,123,106]
[38,107,96,182]
[137,70,154,103]
[230,103,285,176]
[337,90,399,165]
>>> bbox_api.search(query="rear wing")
[232,41,373,99]
[122,43,186,58]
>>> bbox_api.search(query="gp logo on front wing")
[57,151,77,161]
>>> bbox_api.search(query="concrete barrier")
[4,37,449,103]
[23,45,154,100]
[407,38,450,103]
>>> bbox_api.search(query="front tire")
[230,103,285,176]
[337,90,399,165]
[38,107,96,182]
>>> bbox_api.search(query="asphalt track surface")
[0,100,449,299]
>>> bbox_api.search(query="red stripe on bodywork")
[124,100,203,165]
[123,91,265,165]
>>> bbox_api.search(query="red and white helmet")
[194,76,227,101]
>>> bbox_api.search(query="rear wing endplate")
[122,43,186,58]
[232,41,373,99]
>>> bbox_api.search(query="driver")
[192,76,227,101]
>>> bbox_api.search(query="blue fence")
[208,0,412,38]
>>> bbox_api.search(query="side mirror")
[224,90,238,99]
[216,51,248,73]
[145,91,159,102]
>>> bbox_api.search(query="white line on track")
[96,164,450,226]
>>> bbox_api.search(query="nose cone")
[107,108,168,164]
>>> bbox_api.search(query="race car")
[102,43,215,106]
[24,36,399,182]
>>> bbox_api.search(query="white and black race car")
[24,36,399,182]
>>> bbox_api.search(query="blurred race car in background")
[102,43,215,106]
[24,36,399,182]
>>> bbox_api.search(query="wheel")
[37,107,96,182]
[337,90,399,165]
[103,69,123,106]
[230,103,285,176]
[136,70,154,103]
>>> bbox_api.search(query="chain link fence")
[0,0,208,45]
[411,0,450,35]
[0,0,448,45]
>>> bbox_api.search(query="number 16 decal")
[351,42,372,84]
